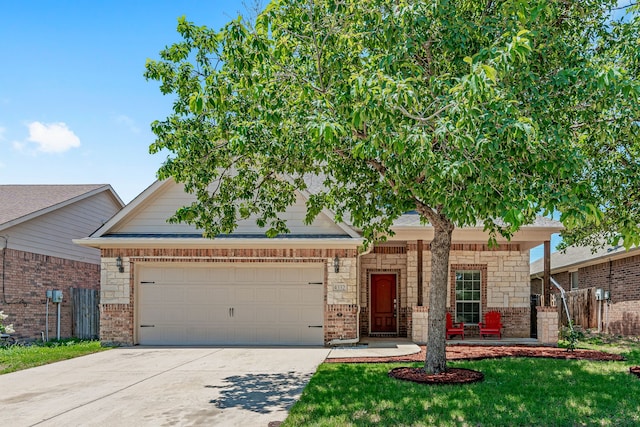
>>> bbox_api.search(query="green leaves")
[145,0,640,250]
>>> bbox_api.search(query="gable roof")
[74,178,362,249]
[0,184,124,231]
[530,243,640,276]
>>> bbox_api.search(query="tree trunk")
[425,216,454,374]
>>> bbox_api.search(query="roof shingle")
[0,184,107,226]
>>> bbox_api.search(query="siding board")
[5,192,121,263]
[113,182,348,236]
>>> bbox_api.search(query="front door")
[371,274,397,333]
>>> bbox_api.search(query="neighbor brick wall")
[547,254,640,337]
[608,300,640,336]
[0,248,99,340]
[98,247,357,346]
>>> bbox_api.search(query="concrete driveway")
[0,347,330,426]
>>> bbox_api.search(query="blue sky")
[0,1,247,204]
[1,1,631,261]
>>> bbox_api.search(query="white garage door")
[137,264,324,346]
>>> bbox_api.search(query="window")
[455,270,481,324]
[570,272,579,290]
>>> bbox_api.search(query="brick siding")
[98,247,358,346]
[0,248,99,340]
[543,254,640,337]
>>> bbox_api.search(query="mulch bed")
[326,344,625,364]
[329,345,625,386]
[389,367,484,385]
[631,366,640,378]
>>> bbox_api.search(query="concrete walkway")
[0,347,329,427]
[327,338,421,359]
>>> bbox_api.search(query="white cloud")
[115,114,140,134]
[26,121,81,153]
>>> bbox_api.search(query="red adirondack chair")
[446,312,465,340]
[479,311,503,339]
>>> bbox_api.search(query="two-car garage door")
[136,264,324,346]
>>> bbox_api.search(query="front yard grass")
[0,339,108,374]
[285,341,640,426]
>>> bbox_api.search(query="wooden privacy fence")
[554,287,598,329]
[70,288,100,339]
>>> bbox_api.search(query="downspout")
[327,245,372,346]
[0,236,7,304]
[550,277,574,334]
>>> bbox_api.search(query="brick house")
[75,178,561,346]
[0,185,124,340]
[530,244,640,336]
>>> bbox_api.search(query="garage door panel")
[138,265,324,346]
[302,268,324,283]
[210,268,232,283]
[184,268,211,283]
[259,268,279,282]
[251,305,279,322]
[254,288,278,303]
[163,268,185,282]
[234,287,256,302]
[234,268,256,283]
[278,289,301,304]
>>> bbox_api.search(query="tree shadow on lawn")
[289,358,640,426]
[206,371,312,414]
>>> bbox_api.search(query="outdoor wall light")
[116,256,124,273]
[333,255,340,273]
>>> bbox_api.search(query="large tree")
[145,0,640,374]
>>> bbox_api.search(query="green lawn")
[0,340,108,374]
[285,341,640,426]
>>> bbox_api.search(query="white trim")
[90,180,168,238]
[74,236,363,250]
[295,187,361,238]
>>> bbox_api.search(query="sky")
[0,0,248,204]
[0,1,632,261]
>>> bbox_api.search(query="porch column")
[417,240,424,306]
[543,240,551,306]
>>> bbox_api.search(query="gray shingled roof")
[0,184,107,226]
[393,212,562,228]
[530,243,640,276]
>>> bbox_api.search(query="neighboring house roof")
[530,243,640,276]
[0,184,124,232]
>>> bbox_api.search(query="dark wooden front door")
[371,274,397,333]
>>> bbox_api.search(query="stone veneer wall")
[357,243,531,339]
[0,248,100,340]
[99,247,357,346]
[537,306,558,345]
[411,306,429,343]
